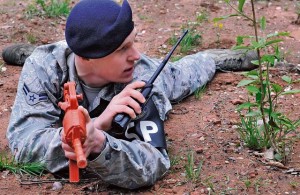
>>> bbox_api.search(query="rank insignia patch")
[23,84,48,105]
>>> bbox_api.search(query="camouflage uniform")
[6,41,215,189]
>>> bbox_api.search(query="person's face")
[76,29,140,87]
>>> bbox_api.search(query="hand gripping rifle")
[111,30,188,133]
[58,81,87,183]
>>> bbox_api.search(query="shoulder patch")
[23,84,48,106]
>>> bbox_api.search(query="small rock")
[1,67,7,72]
[1,170,9,178]
[196,147,204,154]
[52,182,63,191]
[164,188,173,193]
[231,99,243,105]
[249,173,256,178]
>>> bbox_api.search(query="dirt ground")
[0,0,300,194]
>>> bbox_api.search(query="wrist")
[88,131,107,161]
[94,113,112,131]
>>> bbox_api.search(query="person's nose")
[128,45,140,61]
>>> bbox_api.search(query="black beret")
[65,0,134,58]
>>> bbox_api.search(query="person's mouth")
[124,67,134,73]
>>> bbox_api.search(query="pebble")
[52,182,63,191]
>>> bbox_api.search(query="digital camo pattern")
[6,41,216,188]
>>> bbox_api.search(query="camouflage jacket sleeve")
[88,132,170,189]
[6,42,70,172]
[134,53,216,120]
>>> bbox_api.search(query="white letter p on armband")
[140,121,158,142]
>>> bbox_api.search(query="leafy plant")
[0,153,45,176]
[214,0,300,164]
[26,0,71,18]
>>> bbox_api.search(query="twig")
[19,177,100,185]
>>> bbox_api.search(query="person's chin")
[121,69,134,81]
[122,76,133,84]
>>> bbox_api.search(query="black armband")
[108,95,167,149]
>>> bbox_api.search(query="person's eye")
[121,46,128,51]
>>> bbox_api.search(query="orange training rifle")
[58,81,87,182]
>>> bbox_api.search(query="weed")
[169,29,201,55]
[170,154,181,167]
[170,55,183,62]
[194,84,206,100]
[0,62,6,75]
[215,0,300,164]
[213,22,224,48]
[184,151,203,183]
[137,14,148,21]
[0,153,45,176]
[26,0,71,18]
[26,33,37,44]
[244,179,251,189]
[237,107,268,150]
[289,180,299,188]
[196,10,209,24]
[201,176,215,193]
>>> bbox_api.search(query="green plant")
[196,10,209,24]
[215,0,300,164]
[201,176,215,193]
[194,84,206,99]
[289,180,299,188]
[170,154,181,167]
[26,0,71,18]
[0,62,4,72]
[184,151,203,183]
[26,33,37,44]
[244,179,252,189]
[169,29,201,55]
[0,153,45,176]
[213,22,224,48]
[237,109,267,150]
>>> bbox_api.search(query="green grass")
[237,111,268,151]
[194,84,206,99]
[184,151,203,182]
[196,10,209,23]
[0,153,45,176]
[169,29,201,55]
[26,33,38,44]
[26,0,71,18]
